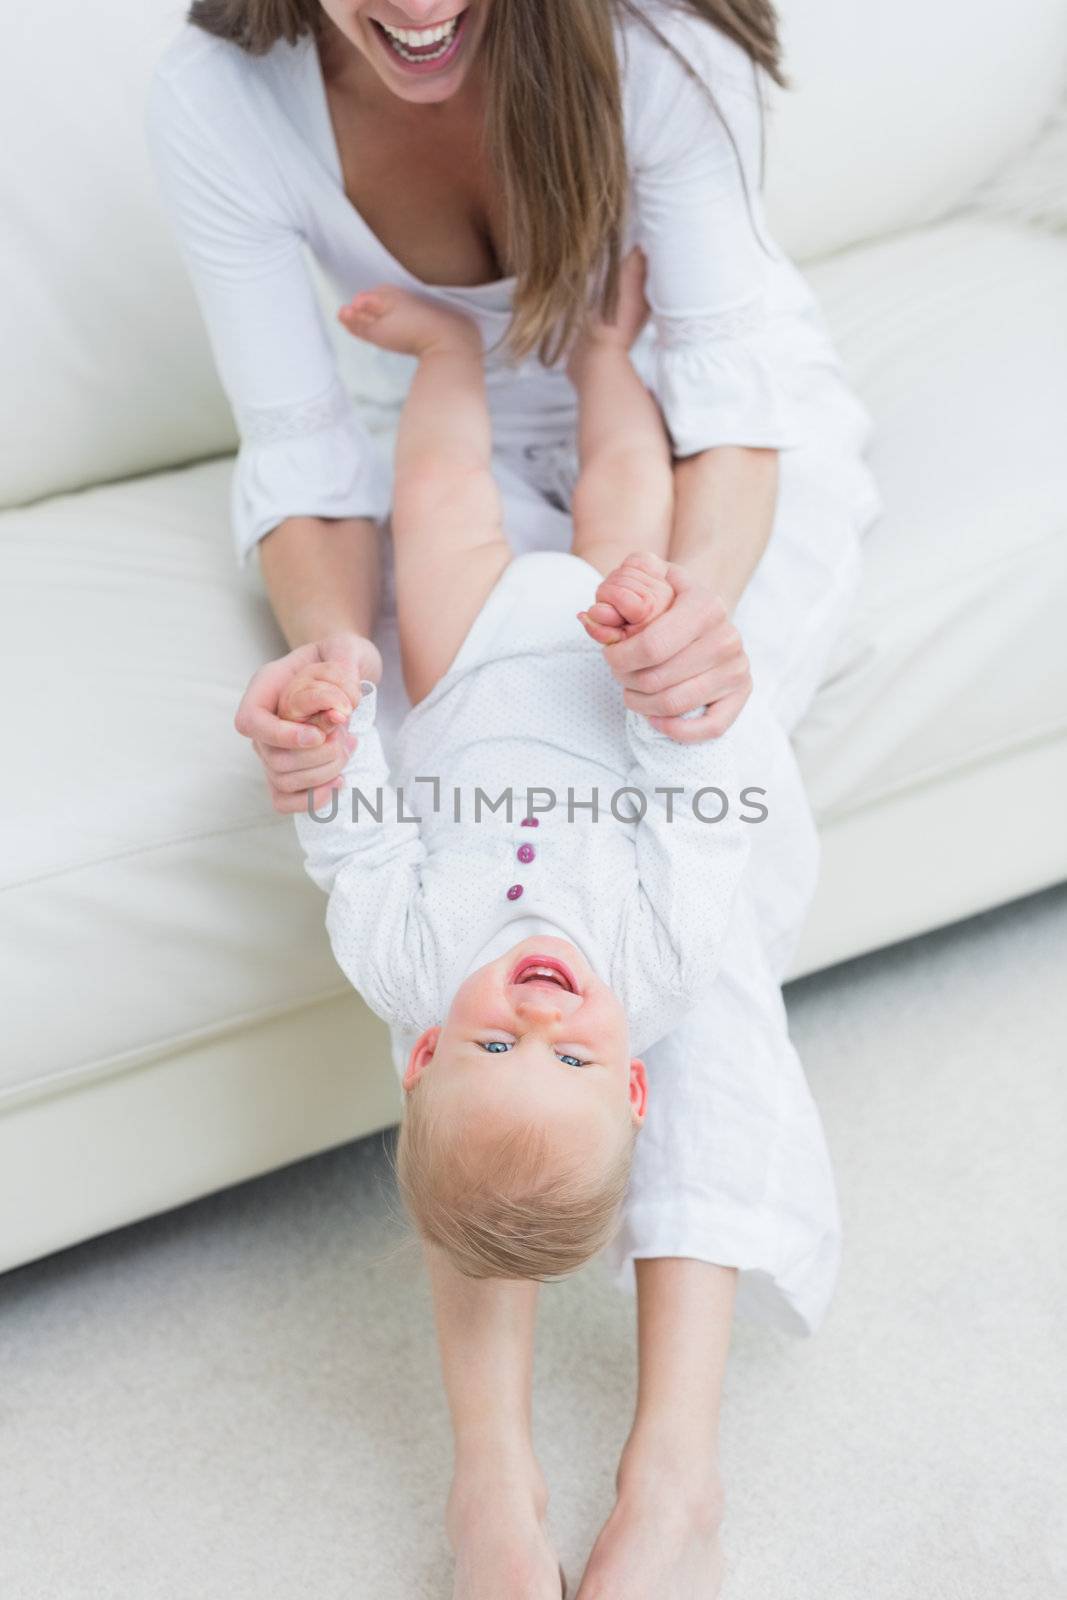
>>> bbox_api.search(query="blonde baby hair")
[395,1078,637,1281]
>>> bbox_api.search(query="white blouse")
[144,0,834,566]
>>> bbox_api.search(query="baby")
[282,252,751,1281]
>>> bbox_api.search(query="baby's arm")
[613,705,750,1048]
[566,248,674,576]
[289,678,431,1032]
[581,562,749,1041]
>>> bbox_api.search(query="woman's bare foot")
[447,1455,566,1600]
[575,1450,725,1600]
[338,283,482,360]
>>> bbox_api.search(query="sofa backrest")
[2,1,230,514]
[763,0,1067,260]
[3,0,1065,512]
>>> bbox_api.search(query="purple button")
[520,816,540,828]
[506,883,524,901]
[517,843,536,864]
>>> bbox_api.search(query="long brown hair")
[186,0,787,363]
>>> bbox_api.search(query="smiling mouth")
[509,956,579,995]
[371,11,468,66]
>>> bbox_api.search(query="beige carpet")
[3,887,1065,1600]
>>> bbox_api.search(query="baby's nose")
[514,994,564,1026]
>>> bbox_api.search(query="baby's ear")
[628,1058,648,1124]
[403,1026,441,1091]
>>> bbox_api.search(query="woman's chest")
[324,84,510,288]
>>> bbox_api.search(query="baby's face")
[403,937,647,1163]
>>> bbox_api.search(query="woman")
[145,1,883,1594]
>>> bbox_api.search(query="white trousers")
[370,420,878,1334]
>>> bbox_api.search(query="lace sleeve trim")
[654,304,766,350]
[235,376,354,446]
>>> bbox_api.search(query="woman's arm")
[602,446,776,742]
[599,16,796,737]
[145,60,392,807]
[598,449,771,741]
[259,514,380,648]
[669,445,778,615]
[233,514,385,813]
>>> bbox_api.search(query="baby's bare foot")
[575,1462,725,1600]
[579,551,674,644]
[338,283,482,360]
[447,1459,565,1600]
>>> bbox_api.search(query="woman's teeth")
[378,16,460,61]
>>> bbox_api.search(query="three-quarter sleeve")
[623,9,798,455]
[144,60,392,565]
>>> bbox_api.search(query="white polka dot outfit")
[294,552,749,1066]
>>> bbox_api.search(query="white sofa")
[3,0,1066,1274]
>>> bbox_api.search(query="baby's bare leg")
[341,288,510,704]
[565,250,675,577]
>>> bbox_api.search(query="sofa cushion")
[2,216,1065,1098]
[967,90,1067,236]
[0,460,329,1095]
[795,218,1067,816]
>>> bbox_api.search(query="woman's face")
[318,2,493,104]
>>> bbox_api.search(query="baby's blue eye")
[480,1040,512,1054]
[557,1053,586,1069]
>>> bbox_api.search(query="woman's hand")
[598,561,751,741]
[234,631,383,814]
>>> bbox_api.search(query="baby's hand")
[277,661,360,736]
[592,561,752,741]
[578,552,675,646]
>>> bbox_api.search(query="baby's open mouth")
[509,956,578,994]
